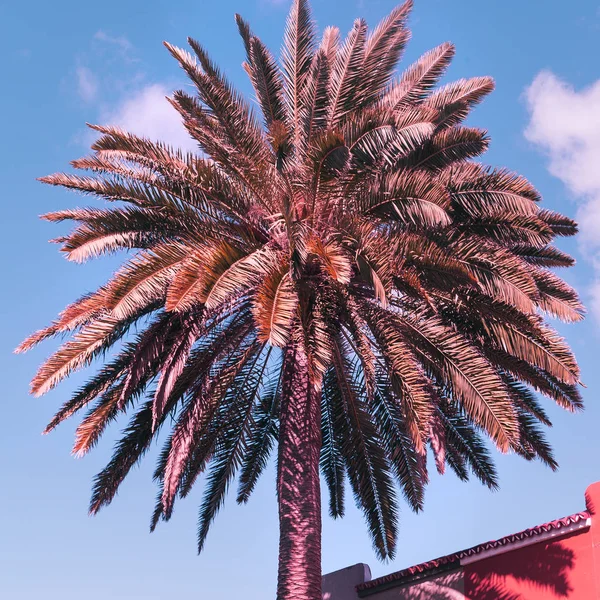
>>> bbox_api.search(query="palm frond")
[513,245,575,268]
[384,42,455,109]
[43,349,131,434]
[30,307,156,397]
[407,127,489,172]
[364,169,450,227]
[248,37,286,133]
[195,345,269,551]
[444,163,540,218]
[281,0,316,145]
[159,336,260,519]
[365,308,434,453]
[301,50,331,150]
[106,242,191,319]
[253,265,297,347]
[72,384,125,457]
[398,312,520,452]
[370,370,427,511]
[237,353,283,503]
[358,1,412,110]
[90,401,158,514]
[487,319,579,385]
[425,77,495,129]
[437,400,499,489]
[17,291,106,353]
[165,40,267,164]
[152,320,200,427]
[538,209,578,237]
[533,268,585,322]
[328,19,368,126]
[326,344,398,559]
[320,378,346,518]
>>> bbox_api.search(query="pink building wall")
[464,481,600,600]
[324,481,600,600]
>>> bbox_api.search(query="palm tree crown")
[19,1,582,598]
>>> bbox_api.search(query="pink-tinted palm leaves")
[20,2,583,599]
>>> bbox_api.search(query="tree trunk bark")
[276,337,323,600]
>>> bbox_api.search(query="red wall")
[464,482,600,600]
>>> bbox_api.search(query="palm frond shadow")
[394,540,575,599]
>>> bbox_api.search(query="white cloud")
[93,30,137,62]
[76,66,98,102]
[102,84,198,153]
[73,34,196,155]
[524,71,600,319]
[589,280,600,323]
[94,30,133,53]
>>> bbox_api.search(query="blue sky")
[2,0,600,598]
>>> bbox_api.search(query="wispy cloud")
[524,71,600,318]
[93,30,137,62]
[94,30,133,52]
[76,66,98,102]
[72,31,138,107]
[102,84,197,153]
[72,32,194,154]
[260,0,289,6]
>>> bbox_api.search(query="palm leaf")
[300,49,331,151]
[407,126,489,172]
[357,1,412,109]
[397,311,520,452]
[320,377,346,518]
[159,337,259,519]
[384,42,455,109]
[538,209,578,237]
[328,19,368,126]
[370,369,428,511]
[30,307,156,397]
[425,76,495,129]
[253,265,297,347]
[533,269,585,322]
[513,245,575,268]
[195,345,269,551]
[237,354,283,503]
[437,400,498,489]
[281,0,316,145]
[326,343,398,559]
[248,37,286,132]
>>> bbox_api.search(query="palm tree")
[18,1,583,598]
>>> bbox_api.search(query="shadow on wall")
[384,569,464,600]
[374,541,575,599]
[465,540,575,600]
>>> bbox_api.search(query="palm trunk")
[276,337,322,600]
